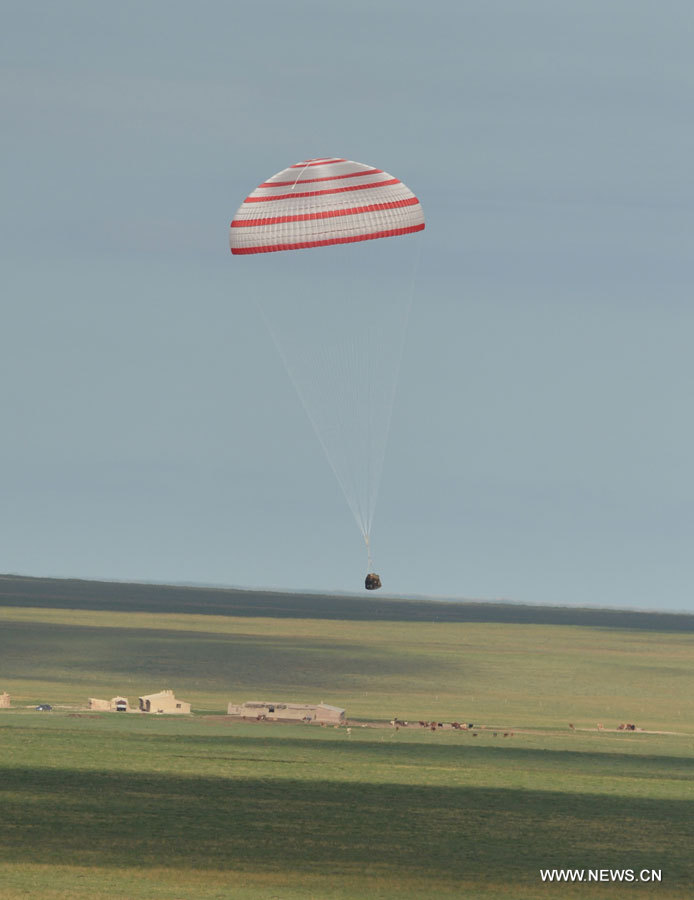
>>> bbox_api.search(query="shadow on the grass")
[156,730,694,775]
[1,767,692,886]
[0,618,450,687]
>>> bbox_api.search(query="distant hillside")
[1,574,692,631]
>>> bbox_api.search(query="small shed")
[139,689,191,715]
[88,696,131,712]
[0,691,11,709]
[88,697,111,711]
[315,703,346,724]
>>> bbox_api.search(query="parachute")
[230,158,425,589]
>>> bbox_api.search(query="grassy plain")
[0,575,693,898]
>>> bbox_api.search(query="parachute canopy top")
[230,157,425,256]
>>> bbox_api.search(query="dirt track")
[200,716,691,737]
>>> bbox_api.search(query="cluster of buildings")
[1,686,346,723]
[86,692,346,723]
[88,689,191,714]
[87,691,347,722]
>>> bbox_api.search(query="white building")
[138,689,191,714]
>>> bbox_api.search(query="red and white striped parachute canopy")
[230,157,425,255]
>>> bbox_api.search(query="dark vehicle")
[35,704,52,711]
[365,573,382,590]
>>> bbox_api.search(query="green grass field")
[1,575,693,898]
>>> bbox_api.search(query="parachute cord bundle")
[364,533,374,573]
[252,241,421,571]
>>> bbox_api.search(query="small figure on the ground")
[365,573,382,590]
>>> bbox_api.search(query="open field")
[1,574,693,898]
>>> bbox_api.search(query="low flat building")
[138,690,191,715]
[227,700,345,724]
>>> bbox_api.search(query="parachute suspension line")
[315,331,368,536]
[362,238,422,539]
[250,233,422,574]
[252,293,371,540]
[364,533,374,572]
[312,329,370,537]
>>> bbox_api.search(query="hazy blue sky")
[3,2,693,610]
